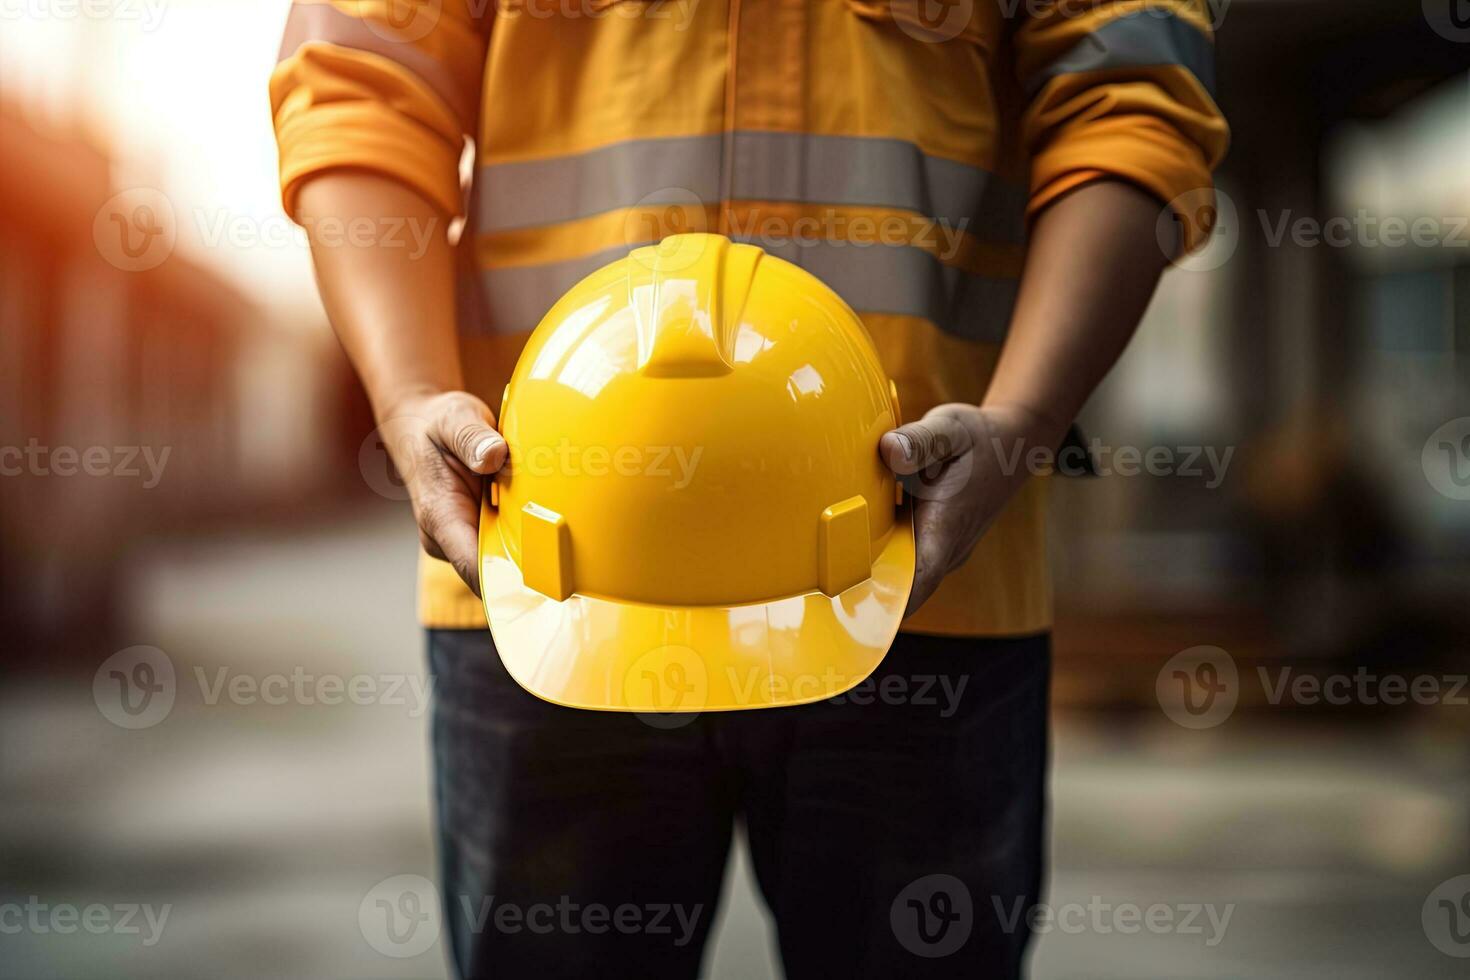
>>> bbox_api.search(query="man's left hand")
[881,404,1059,616]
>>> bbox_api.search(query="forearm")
[295,172,463,420]
[983,180,1171,445]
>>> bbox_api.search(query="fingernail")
[473,437,499,464]
[894,433,913,462]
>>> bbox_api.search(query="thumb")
[433,395,506,475]
[880,411,974,476]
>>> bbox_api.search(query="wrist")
[375,384,453,425]
[975,402,1069,455]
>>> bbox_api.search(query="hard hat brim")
[478,494,915,712]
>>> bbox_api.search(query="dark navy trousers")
[427,628,1049,979]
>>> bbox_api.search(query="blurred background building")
[2,1,1469,978]
[0,104,373,658]
[1053,0,1470,709]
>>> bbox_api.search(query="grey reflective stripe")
[478,243,648,337]
[1025,9,1216,99]
[477,135,723,234]
[278,3,478,127]
[477,132,1027,244]
[475,241,1016,344]
[729,133,1025,243]
[749,240,1017,344]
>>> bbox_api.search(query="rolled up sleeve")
[270,0,490,221]
[1013,1,1230,253]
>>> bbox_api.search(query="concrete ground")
[2,507,1467,978]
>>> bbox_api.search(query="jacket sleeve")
[270,1,491,221]
[1011,0,1229,253]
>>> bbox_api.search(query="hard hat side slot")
[520,502,574,601]
[818,495,873,597]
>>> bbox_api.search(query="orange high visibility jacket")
[271,0,1228,636]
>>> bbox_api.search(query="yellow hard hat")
[479,233,913,712]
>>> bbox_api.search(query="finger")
[418,490,483,597]
[905,498,952,616]
[431,394,506,475]
[419,529,447,561]
[905,562,942,619]
[440,518,481,598]
[880,412,973,476]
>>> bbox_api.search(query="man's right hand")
[377,390,507,596]
[294,173,504,594]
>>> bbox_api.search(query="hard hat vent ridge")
[632,234,761,378]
